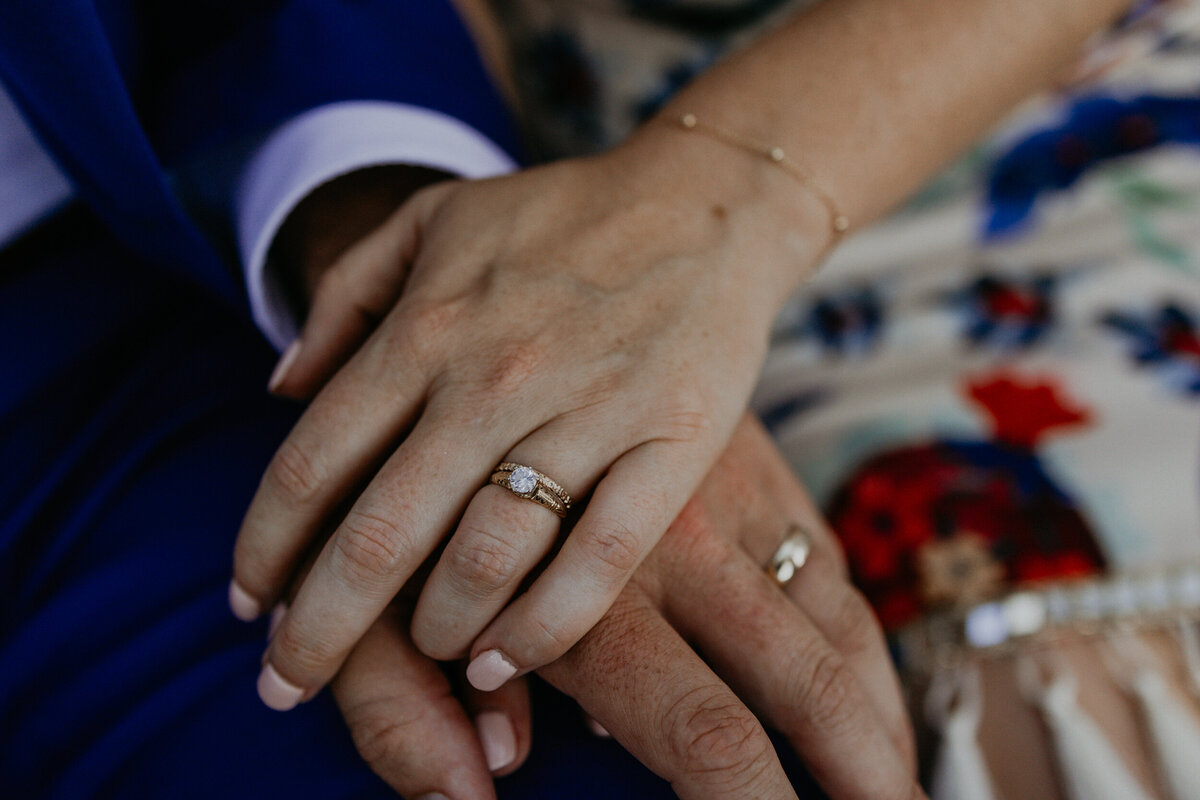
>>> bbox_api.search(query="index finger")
[259,409,515,709]
[231,304,434,620]
[538,592,798,800]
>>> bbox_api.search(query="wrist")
[610,114,835,304]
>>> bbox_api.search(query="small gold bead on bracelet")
[674,113,849,238]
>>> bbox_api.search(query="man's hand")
[331,601,534,800]
[330,416,922,800]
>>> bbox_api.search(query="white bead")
[965,602,1008,648]
[1004,592,1047,637]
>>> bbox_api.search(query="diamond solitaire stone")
[509,466,538,495]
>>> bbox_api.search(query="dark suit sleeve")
[134,0,521,170]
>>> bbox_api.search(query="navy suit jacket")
[0,8,538,796]
[0,9,826,798]
[0,0,519,310]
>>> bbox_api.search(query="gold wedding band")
[489,462,573,518]
[768,524,813,587]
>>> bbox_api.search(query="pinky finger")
[269,181,455,400]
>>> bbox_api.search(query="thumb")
[268,181,455,400]
[459,669,534,778]
[332,605,500,800]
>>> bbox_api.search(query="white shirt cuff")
[236,100,518,351]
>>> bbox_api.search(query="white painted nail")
[257,662,304,711]
[267,340,302,393]
[585,715,612,738]
[228,579,260,621]
[475,711,516,771]
[466,649,518,692]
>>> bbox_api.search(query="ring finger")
[663,546,920,800]
[739,510,915,770]
[260,403,521,710]
[779,539,915,769]
[410,418,630,661]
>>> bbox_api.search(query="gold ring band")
[768,524,813,587]
[490,462,572,518]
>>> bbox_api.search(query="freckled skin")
[242,2,1127,795]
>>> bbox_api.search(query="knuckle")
[566,365,624,411]
[480,339,549,396]
[579,520,644,581]
[667,498,713,544]
[274,620,338,677]
[444,525,524,597]
[333,509,415,586]
[403,298,462,341]
[794,647,858,734]
[663,686,771,776]
[269,439,325,504]
[663,499,724,559]
[649,386,716,443]
[652,501,732,595]
[524,612,577,661]
[344,697,426,772]
[383,299,459,365]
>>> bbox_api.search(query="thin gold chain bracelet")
[670,113,850,239]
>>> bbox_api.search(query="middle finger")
[260,399,522,710]
[409,415,628,661]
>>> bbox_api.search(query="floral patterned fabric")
[500,1,1200,633]
[754,1,1200,630]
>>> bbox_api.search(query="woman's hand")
[232,126,832,708]
[332,416,921,800]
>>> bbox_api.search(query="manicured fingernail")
[585,715,611,738]
[466,649,517,692]
[228,579,260,621]
[267,340,302,393]
[257,662,304,711]
[267,603,287,641]
[474,711,516,772]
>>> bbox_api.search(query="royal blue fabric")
[0,210,675,799]
[0,3,823,797]
[0,0,520,310]
[0,212,826,800]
